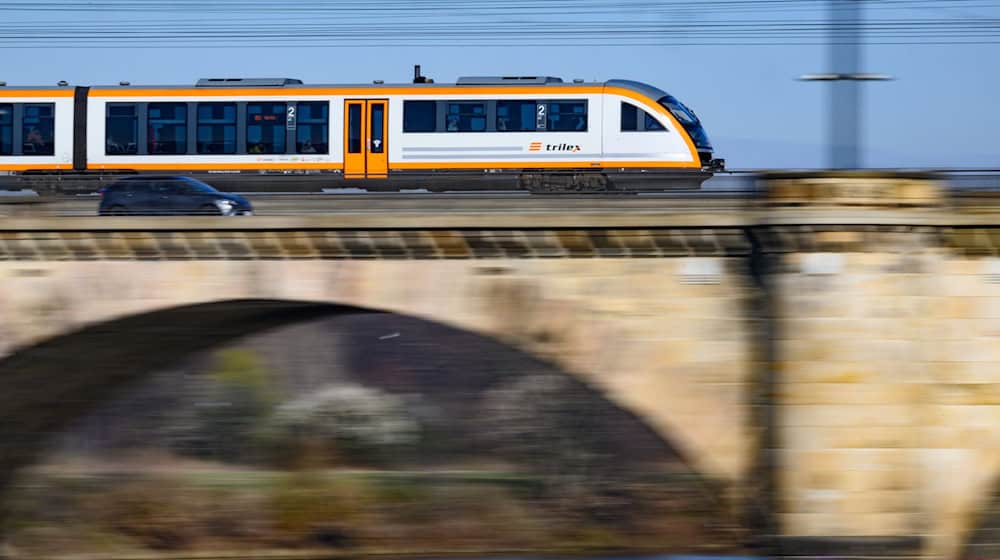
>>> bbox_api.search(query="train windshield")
[658,95,712,152]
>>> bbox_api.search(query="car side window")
[169,181,193,195]
[150,181,174,194]
[119,181,148,193]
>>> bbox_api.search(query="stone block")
[781,512,922,537]
[825,426,917,449]
[777,360,885,384]
[782,404,915,428]
[920,426,1000,449]
[926,405,1000,429]
[927,362,1000,384]
[779,383,921,406]
[839,490,918,515]
[929,296,981,319]
[925,384,1000,406]
[937,259,974,275]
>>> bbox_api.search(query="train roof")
[0,85,75,91]
[0,77,674,101]
[91,77,609,88]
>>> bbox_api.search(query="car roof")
[117,175,189,181]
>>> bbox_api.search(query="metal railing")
[2,170,999,218]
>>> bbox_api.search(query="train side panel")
[86,94,342,171]
[387,93,604,171]
[83,87,703,174]
[0,92,75,171]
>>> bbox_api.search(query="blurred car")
[98,176,253,216]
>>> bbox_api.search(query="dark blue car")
[98,176,253,216]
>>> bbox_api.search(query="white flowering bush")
[262,384,420,467]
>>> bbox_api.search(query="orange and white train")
[0,69,722,193]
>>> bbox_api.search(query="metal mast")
[801,0,890,169]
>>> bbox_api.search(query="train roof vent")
[196,78,304,87]
[456,76,563,85]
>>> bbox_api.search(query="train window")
[547,101,587,132]
[621,101,667,132]
[22,104,55,156]
[497,101,536,132]
[621,102,638,131]
[659,95,699,126]
[296,101,329,154]
[106,104,138,155]
[247,102,287,154]
[445,102,486,132]
[403,101,435,133]
[659,95,710,149]
[0,104,11,155]
[347,104,362,153]
[148,102,187,155]
[370,103,385,153]
[196,103,236,155]
[644,111,666,131]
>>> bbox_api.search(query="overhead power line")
[0,0,998,47]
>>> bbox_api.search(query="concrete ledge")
[777,536,924,559]
[0,227,754,260]
[759,173,945,208]
[0,212,757,230]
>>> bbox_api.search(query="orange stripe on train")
[87,161,700,171]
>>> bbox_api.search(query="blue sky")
[2,0,998,169]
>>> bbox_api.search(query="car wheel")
[107,205,128,216]
[199,204,221,216]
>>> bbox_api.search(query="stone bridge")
[0,173,999,559]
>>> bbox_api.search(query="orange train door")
[343,99,388,179]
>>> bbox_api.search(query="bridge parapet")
[760,171,945,208]
[0,225,753,261]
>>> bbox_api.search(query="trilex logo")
[529,141,581,153]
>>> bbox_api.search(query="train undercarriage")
[0,168,714,195]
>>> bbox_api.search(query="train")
[0,67,723,194]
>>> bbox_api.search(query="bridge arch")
[0,259,754,490]
[0,297,732,548]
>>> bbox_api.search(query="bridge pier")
[757,172,997,559]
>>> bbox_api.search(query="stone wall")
[1,173,999,559]
[0,257,756,493]
[758,174,1000,559]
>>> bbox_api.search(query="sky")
[1,0,998,170]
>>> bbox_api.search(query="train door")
[343,100,388,179]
